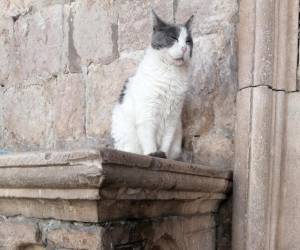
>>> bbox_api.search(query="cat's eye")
[186,39,192,44]
[169,35,178,41]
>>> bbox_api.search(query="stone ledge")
[0,148,232,223]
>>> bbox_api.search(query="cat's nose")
[181,46,187,53]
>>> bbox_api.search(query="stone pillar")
[0,149,231,250]
[233,0,300,249]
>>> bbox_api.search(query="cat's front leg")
[161,122,182,159]
[137,122,158,155]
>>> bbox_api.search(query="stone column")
[233,0,300,249]
[0,148,231,250]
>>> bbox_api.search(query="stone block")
[86,57,138,139]
[0,219,39,249]
[53,73,85,142]
[47,226,103,250]
[117,0,174,52]
[1,78,55,150]
[71,0,118,67]
[0,198,98,223]
[13,3,67,81]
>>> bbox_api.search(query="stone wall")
[0,0,238,169]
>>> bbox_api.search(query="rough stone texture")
[0,218,40,249]
[233,1,300,249]
[0,215,216,250]
[12,3,67,82]
[71,0,118,67]
[0,0,238,172]
[53,73,85,144]
[0,148,231,223]
[278,93,300,250]
[46,226,103,250]
[0,149,232,249]
[177,0,238,169]
[1,78,55,151]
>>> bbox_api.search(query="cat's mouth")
[173,57,184,65]
[174,57,184,62]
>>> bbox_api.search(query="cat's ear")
[152,9,167,31]
[185,15,194,30]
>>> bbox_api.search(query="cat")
[111,10,194,159]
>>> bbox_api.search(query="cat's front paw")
[148,151,167,159]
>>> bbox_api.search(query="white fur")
[111,27,191,159]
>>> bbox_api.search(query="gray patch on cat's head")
[151,10,194,56]
[151,10,180,50]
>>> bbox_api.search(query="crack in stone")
[239,84,300,94]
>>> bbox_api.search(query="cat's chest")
[150,80,185,118]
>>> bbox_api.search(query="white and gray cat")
[111,10,194,159]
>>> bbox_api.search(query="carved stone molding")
[0,148,232,249]
[234,0,300,249]
[238,0,299,91]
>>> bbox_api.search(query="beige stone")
[0,148,231,223]
[0,198,99,223]
[233,1,300,249]
[277,93,300,250]
[182,27,237,169]
[232,88,251,250]
[71,0,118,67]
[86,57,138,139]
[1,78,55,150]
[238,0,298,91]
[175,0,238,37]
[0,220,39,249]
[47,227,103,250]
[13,4,67,81]
[53,73,85,142]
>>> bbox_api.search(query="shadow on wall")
[0,0,238,169]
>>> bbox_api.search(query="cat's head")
[151,10,194,66]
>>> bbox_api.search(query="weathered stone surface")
[0,214,218,250]
[182,25,237,169]
[71,0,118,67]
[13,4,67,81]
[0,148,231,223]
[278,92,300,250]
[1,78,55,150]
[117,0,174,52]
[233,86,275,250]
[53,73,85,143]
[101,214,216,250]
[0,16,14,85]
[47,226,103,250]
[176,0,238,36]
[86,57,138,140]
[0,218,40,249]
[0,198,99,223]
